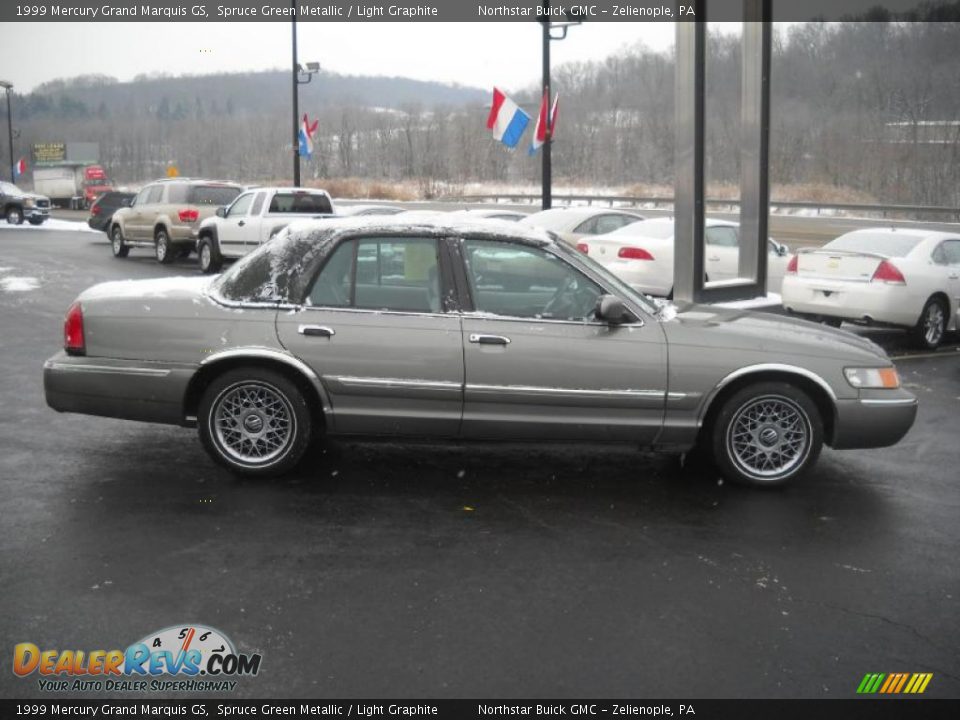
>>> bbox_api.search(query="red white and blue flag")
[486,88,530,149]
[298,114,318,160]
[528,90,559,156]
[13,157,26,179]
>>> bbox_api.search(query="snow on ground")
[3,218,100,233]
[0,275,41,292]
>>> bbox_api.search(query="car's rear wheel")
[111,225,129,258]
[198,368,312,477]
[5,206,23,225]
[914,297,947,350]
[155,228,175,264]
[198,237,223,274]
[711,381,823,487]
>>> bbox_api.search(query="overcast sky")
[0,22,682,93]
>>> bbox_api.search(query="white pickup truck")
[196,187,335,273]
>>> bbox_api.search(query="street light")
[539,10,581,210]
[291,0,320,187]
[0,80,14,183]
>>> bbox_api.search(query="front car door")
[219,192,255,259]
[276,234,464,436]
[455,237,668,442]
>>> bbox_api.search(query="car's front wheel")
[5,206,24,225]
[198,368,313,477]
[111,225,129,258]
[914,297,947,350]
[710,381,823,487]
[198,237,223,274]
[155,228,175,264]
[28,217,45,226]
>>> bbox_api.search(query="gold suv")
[109,179,243,263]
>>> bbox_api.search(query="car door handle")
[298,325,335,338]
[238,220,246,227]
[469,333,510,345]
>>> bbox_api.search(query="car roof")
[836,227,960,242]
[283,214,556,247]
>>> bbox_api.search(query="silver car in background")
[44,218,917,486]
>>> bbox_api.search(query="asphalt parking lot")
[1,226,958,699]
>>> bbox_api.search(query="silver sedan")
[44,217,918,486]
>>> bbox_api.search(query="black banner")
[2,699,960,720]
[2,0,960,23]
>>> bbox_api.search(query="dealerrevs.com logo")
[13,624,262,693]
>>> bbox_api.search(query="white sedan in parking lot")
[781,228,960,349]
[578,217,790,298]
[520,207,646,244]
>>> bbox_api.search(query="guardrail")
[447,193,960,222]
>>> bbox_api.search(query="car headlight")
[844,367,900,389]
[24,198,35,208]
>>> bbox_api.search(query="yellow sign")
[166,165,180,178]
[32,143,66,163]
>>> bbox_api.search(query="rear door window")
[706,226,739,247]
[145,185,164,204]
[250,192,266,216]
[269,192,333,214]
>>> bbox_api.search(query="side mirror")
[216,206,227,218]
[120,198,132,207]
[778,243,789,257]
[595,294,628,325]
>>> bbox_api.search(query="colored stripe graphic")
[857,672,932,694]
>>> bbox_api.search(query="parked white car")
[781,228,960,349]
[579,217,790,298]
[196,187,335,273]
[520,207,646,244]
[448,208,528,222]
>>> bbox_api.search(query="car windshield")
[552,240,659,316]
[826,232,923,257]
[609,219,675,239]
[189,185,242,206]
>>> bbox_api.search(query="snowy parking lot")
[1,225,958,698]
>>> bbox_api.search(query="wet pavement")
[1,227,958,699]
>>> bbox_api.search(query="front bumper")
[831,388,918,449]
[26,207,49,222]
[44,352,196,427]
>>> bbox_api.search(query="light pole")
[539,14,580,210]
[0,80,14,183]
[291,1,319,187]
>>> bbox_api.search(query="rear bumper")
[781,279,920,327]
[831,390,918,449]
[44,352,196,426]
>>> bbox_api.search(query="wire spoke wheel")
[923,302,945,347]
[726,395,811,481]
[212,382,295,465]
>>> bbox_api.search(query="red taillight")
[786,254,798,274]
[64,302,85,356]
[617,246,655,261]
[90,204,101,216]
[178,209,199,223]
[576,242,589,254]
[871,260,906,285]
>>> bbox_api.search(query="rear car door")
[276,234,464,436]
[244,191,266,247]
[456,238,667,442]
[705,225,740,281]
[126,186,153,240]
[934,239,960,326]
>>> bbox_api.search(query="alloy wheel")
[212,382,295,465]
[923,302,945,347]
[726,395,811,481]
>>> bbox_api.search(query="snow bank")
[0,276,40,292]
[3,218,100,234]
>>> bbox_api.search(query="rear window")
[269,192,333,215]
[188,185,242,206]
[826,232,923,258]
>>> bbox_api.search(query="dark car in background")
[87,191,136,233]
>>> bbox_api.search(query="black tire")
[198,237,223,274]
[110,225,129,258]
[710,381,823,487]
[28,218,44,225]
[5,205,24,225]
[155,227,175,264]
[198,368,312,477]
[913,297,948,350]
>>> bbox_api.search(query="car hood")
[19,191,49,202]
[663,303,889,362]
